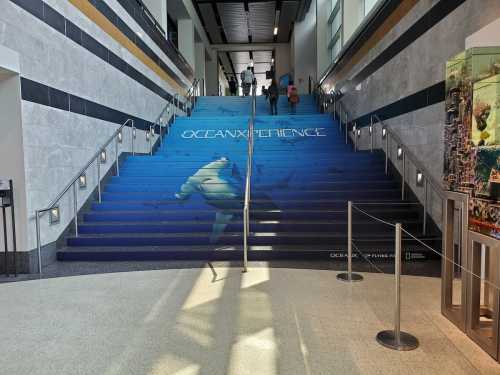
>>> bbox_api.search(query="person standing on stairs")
[242,67,254,96]
[288,84,300,115]
[268,79,279,115]
[229,77,238,96]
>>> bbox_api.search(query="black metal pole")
[2,206,8,276]
[9,180,16,277]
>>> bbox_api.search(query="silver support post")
[35,210,42,277]
[243,206,248,272]
[131,123,135,156]
[159,120,163,148]
[337,201,363,282]
[115,137,120,176]
[73,182,78,237]
[385,134,389,175]
[370,117,374,153]
[149,126,153,155]
[354,123,358,152]
[345,112,348,145]
[376,223,419,351]
[401,152,406,201]
[423,179,428,235]
[97,156,102,203]
[333,97,336,121]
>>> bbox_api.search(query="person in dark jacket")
[229,77,238,96]
[268,79,279,115]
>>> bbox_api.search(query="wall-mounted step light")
[100,149,107,163]
[369,125,373,134]
[352,124,357,134]
[273,27,278,35]
[357,129,361,137]
[78,174,87,189]
[382,126,387,139]
[117,130,123,143]
[49,207,60,225]
[416,170,424,186]
[146,130,150,141]
[397,146,403,159]
[132,128,137,139]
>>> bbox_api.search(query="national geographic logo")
[328,251,427,260]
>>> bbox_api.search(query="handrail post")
[423,179,428,235]
[337,201,363,282]
[132,122,135,156]
[370,116,374,153]
[97,155,102,203]
[73,182,78,237]
[385,133,389,175]
[333,96,336,121]
[401,151,406,200]
[376,223,419,350]
[115,136,120,176]
[35,210,42,277]
[149,126,153,155]
[345,112,348,144]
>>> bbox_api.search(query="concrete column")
[142,0,168,36]
[205,55,219,96]
[0,45,28,269]
[343,0,364,43]
[291,0,317,94]
[194,42,206,94]
[316,0,331,78]
[178,19,196,70]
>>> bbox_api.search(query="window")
[328,0,342,62]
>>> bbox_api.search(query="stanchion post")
[35,210,42,277]
[376,223,419,350]
[337,201,363,282]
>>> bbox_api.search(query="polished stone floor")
[1,264,498,375]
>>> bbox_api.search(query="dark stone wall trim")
[348,0,466,88]
[9,0,190,100]
[89,0,193,81]
[21,77,156,131]
[114,0,194,80]
[352,81,445,127]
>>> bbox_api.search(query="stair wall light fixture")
[382,127,387,139]
[117,130,123,143]
[397,146,403,160]
[78,174,87,189]
[416,171,424,186]
[49,207,60,225]
[100,149,107,163]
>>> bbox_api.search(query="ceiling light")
[273,27,278,35]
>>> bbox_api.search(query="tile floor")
[0,264,499,375]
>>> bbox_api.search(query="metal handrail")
[243,84,257,272]
[34,118,135,275]
[370,114,444,199]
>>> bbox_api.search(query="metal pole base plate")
[376,330,419,351]
[336,273,364,282]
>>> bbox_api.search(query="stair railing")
[364,114,445,234]
[243,83,257,272]
[34,118,135,275]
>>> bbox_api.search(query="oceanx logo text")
[181,128,328,139]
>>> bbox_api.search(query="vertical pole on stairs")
[376,223,419,351]
[73,182,78,237]
[337,201,363,282]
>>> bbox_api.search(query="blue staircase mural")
[58,95,439,261]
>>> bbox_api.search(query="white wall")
[194,42,206,94]
[0,0,186,262]
[343,0,364,43]
[292,0,317,94]
[178,19,196,70]
[316,0,331,79]
[0,46,28,265]
[142,0,168,34]
[466,17,500,48]
[274,44,291,86]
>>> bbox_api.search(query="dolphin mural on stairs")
[174,157,243,243]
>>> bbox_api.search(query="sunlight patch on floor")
[228,327,278,375]
[182,266,229,311]
[240,265,270,289]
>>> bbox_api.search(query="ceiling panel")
[218,3,248,43]
[198,3,223,44]
[248,1,276,43]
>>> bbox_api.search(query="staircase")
[58,95,440,261]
